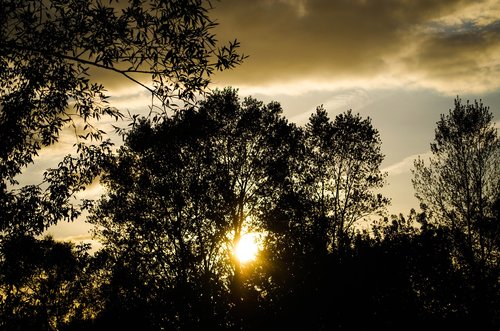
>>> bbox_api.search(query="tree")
[350,210,476,329]
[0,235,98,331]
[413,98,500,326]
[0,0,244,235]
[89,110,232,329]
[1,2,244,328]
[246,107,389,330]
[197,89,300,280]
[88,88,300,329]
[303,106,388,254]
[413,98,499,271]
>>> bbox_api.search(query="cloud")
[286,88,371,123]
[58,233,93,242]
[211,0,500,94]
[382,151,433,176]
[403,20,500,94]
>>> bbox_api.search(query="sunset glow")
[234,233,259,264]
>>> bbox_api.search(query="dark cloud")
[404,21,500,91]
[211,0,500,93]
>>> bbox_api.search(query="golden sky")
[210,0,500,94]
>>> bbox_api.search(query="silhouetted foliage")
[303,106,389,254]
[1,1,245,329]
[1,13,499,326]
[76,93,498,330]
[242,106,388,329]
[413,98,499,266]
[413,98,500,327]
[88,88,300,329]
[0,0,244,235]
[0,235,98,331]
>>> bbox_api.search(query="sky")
[25,0,500,245]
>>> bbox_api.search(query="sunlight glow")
[235,233,259,264]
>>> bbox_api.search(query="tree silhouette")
[413,98,499,269]
[88,88,300,329]
[1,1,244,329]
[89,111,231,329]
[413,98,499,326]
[196,89,300,300]
[303,107,389,255]
[238,106,390,330]
[0,235,97,331]
[0,0,244,235]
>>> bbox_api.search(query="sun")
[234,233,259,264]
